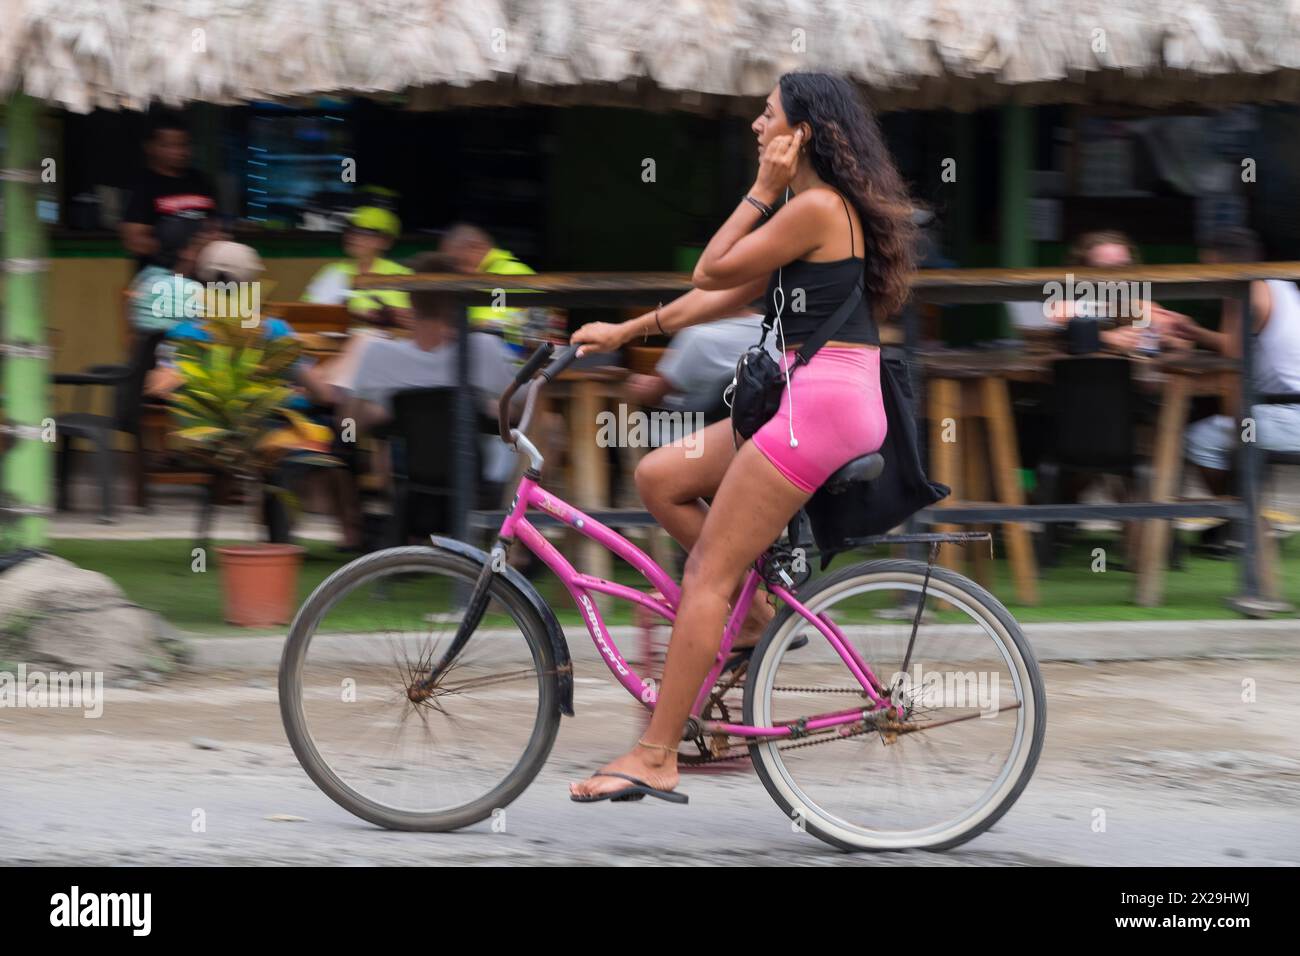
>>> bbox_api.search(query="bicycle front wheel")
[279,546,561,832]
[744,559,1045,852]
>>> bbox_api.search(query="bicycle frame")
[496,470,900,737]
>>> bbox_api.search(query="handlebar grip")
[540,344,581,382]
[513,342,555,386]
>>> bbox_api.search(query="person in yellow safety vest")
[439,223,537,357]
[302,206,412,326]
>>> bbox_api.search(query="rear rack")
[835,531,992,549]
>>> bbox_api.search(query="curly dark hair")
[778,72,918,321]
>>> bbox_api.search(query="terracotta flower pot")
[215,543,305,627]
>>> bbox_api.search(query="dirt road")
[4,655,1298,865]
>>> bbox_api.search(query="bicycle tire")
[744,558,1046,852]
[278,545,561,832]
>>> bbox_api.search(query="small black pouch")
[728,345,786,439]
[727,278,863,439]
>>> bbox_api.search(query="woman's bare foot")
[569,744,679,800]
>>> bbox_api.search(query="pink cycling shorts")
[750,345,887,494]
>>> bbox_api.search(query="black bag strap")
[758,275,864,358]
[793,278,864,367]
[758,289,777,346]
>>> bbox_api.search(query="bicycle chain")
[682,675,894,765]
[771,686,873,694]
[684,722,881,765]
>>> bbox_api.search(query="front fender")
[427,535,574,717]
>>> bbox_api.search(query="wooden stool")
[926,372,1039,605]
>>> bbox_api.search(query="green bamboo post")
[998,102,1034,341]
[999,102,1033,269]
[2,92,52,549]
[953,110,975,265]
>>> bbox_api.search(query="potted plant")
[168,313,335,626]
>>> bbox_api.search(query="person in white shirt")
[338,252,523,429]
[626,311,776,439]
[1172,227,1300,495]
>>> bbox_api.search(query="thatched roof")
[4,0,1300,114]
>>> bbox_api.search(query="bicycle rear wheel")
[744,559,1045,852]
[278,546,561,831]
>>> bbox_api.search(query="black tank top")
[762,192,878,347]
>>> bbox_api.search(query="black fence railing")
[360,263,1300,613]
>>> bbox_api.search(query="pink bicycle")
[279,345,1045,851]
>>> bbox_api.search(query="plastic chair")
[54,329,167,521]
[1034,356,1145,566]
[387,388,502,543]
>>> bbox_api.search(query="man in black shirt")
[121,112,217,270]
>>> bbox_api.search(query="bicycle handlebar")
[540,344,580,382]
[497,343,583,443]
[512,342,554,386]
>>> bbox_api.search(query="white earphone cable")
[774,188,798,448]
[771,277,798,449]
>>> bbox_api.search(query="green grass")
[47,537,649,636]
[46,530,1300,636]
[966,533,1300,622]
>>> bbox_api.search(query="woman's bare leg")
[634,420,773,644]
[635,419,732,543]
[571,442,811,798]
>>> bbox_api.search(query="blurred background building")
[3,0,1299,609]
[5,1,1300,374]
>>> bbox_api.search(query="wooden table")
[921,350,1047,604]
[265,302,351,334]
[623,345,666,376]
[920,345,1243,606]
[357,264,1300,614]
[911,262,1300,613]
[1128,352,1244,604]
[532,367,631,601]
[292,321,632,527]
[296,331,350,360]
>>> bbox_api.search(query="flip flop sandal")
[722,634,809,674]
[570,771,689,805]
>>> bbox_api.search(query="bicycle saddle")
[824,452,885,493]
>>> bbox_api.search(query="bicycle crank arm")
[869,700,1025,738]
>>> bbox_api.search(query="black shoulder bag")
[803,347,951,567]
[726,277,863,440]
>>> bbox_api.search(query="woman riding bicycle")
[568,72,918,802]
